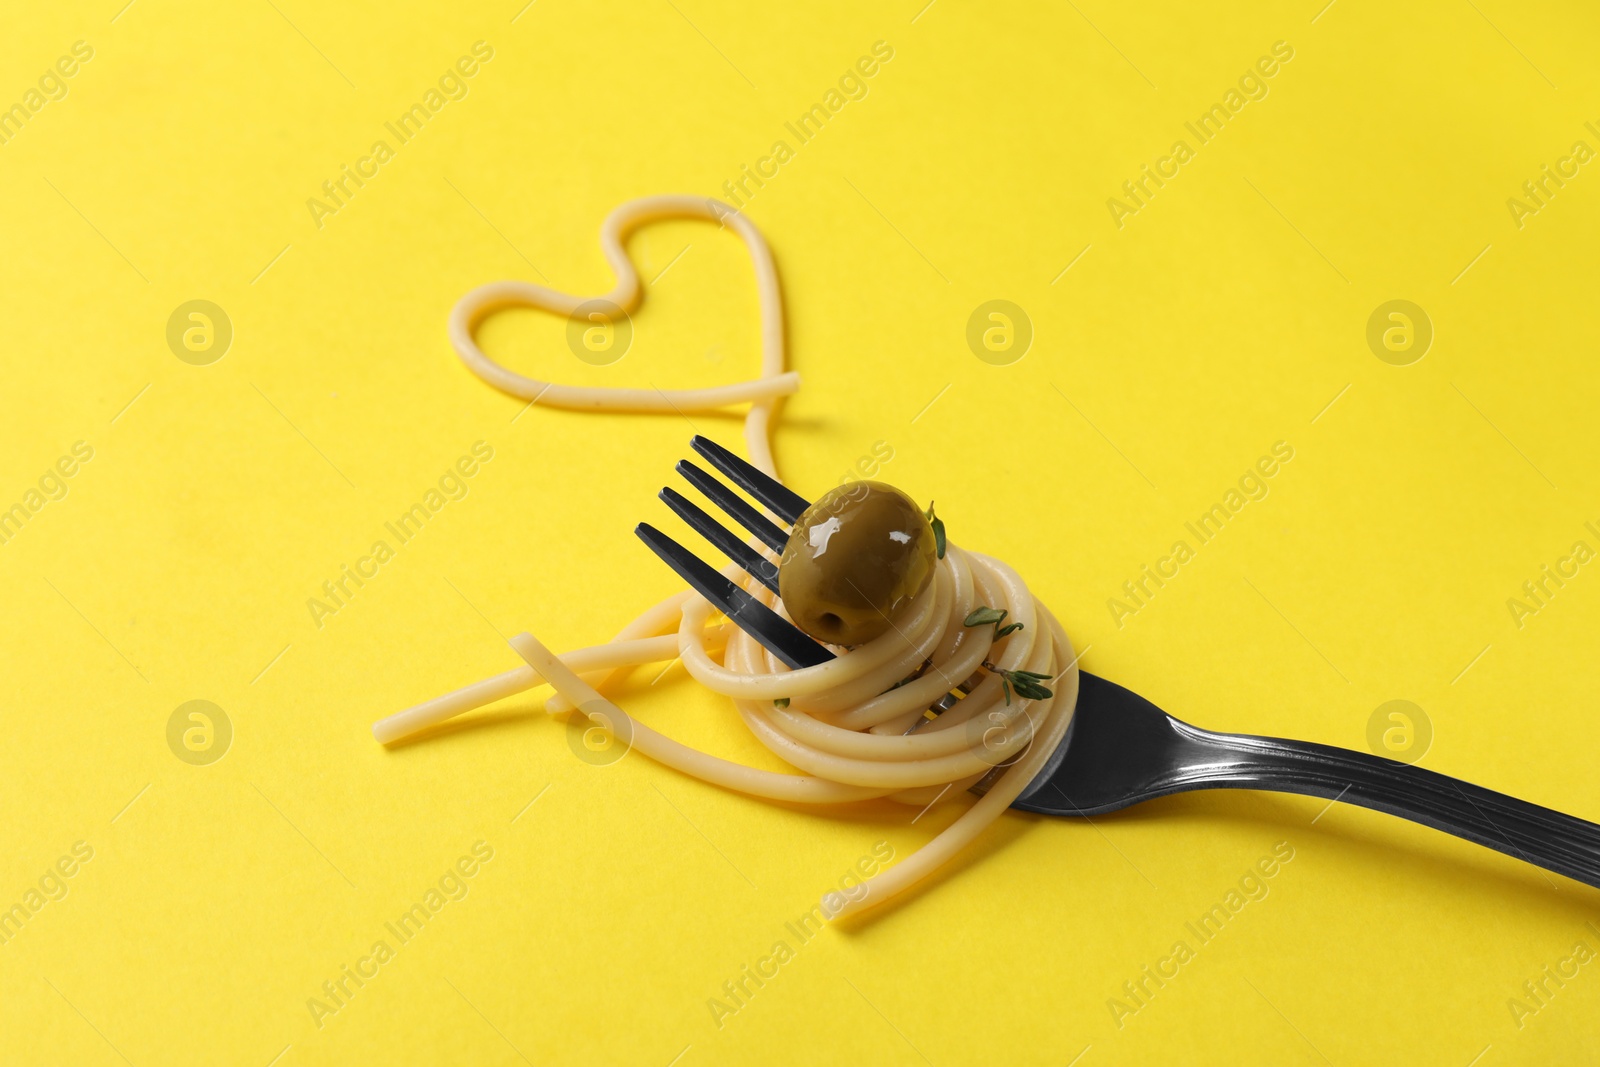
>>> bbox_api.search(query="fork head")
[635,436,834,670]
[636,437,1030,787]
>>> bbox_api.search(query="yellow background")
[3,0,1599,1063]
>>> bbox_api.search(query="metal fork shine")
[640,437,1600,891]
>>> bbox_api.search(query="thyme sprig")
[982,660,1053,705]
[923,501,946,560]
[964,605,1025,642]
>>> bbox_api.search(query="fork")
[640,436,1600,891]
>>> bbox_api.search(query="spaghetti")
[376,195,1080,919]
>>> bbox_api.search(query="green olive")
[778,481,938,646]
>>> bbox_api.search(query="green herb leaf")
[924,501,946,560]
[965,605,1026,644]
[773,697,790,709]
[982,662,1054,704]
[964,606,1007,628]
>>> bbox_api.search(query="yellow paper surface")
[3,1,1599,1063]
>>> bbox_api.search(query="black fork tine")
[690,435,811,523]
[635,523,835,670]
[676,460,790,554]
[659,487,780,594]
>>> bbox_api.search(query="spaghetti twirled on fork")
[375,196,1079,918]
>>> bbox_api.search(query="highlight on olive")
[777,481,938,646]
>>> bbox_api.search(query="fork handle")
[1172,722,1600,889]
